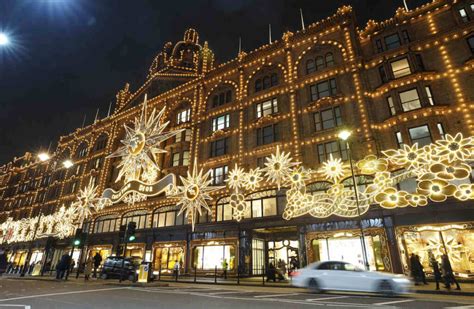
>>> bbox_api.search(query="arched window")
[306,59,316,74]
[225,90,232,103]
[255,79,262,92]
[316,56,325,70]
[152,206,187,228]
[122,210,149,230]
[75,143,88,159]
[93,134,108,152]
[176,107,191,124]
[93,215,119,234]
[211,89,233,108]
[262,76,271,89]
[325,52,334,66]
[270,73,278,86]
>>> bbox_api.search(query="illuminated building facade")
[1,1,474,277]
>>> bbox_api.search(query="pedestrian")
[430,257,442,290]
[56,254,69,280]
[69,259,75,273]
[410,253,421,285]
[266,263,276,282]
[0,248,7,275]
[173,260,180,280]
[93,253,102,278]
[277,259,286,280]
[441,254,461,290]
[221,258,228,279]
[84,257,93,281]
[415,255,427,285]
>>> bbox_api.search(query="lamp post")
[338,130,369,270]
[0,33,10,46]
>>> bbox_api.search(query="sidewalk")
[3,273,474,296]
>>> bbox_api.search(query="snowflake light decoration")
[321,154,346,183]
[226,164,246,190]
[108,95,183,184]
[71,179,105,225]
[244,168,263,191]
[171,160,224,231]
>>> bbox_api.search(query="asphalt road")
[0,279,473,309]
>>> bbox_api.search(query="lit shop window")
[177,108,191,124]
[192,245,236,270]
[212,114,230,132]
[409,125,432,147]
[154,246,185,273]
[309,79,337,101]
[390,58,411,78]
[314,106,342,131]
[316,141,348,163]
[399,88,422,112]
[256,98,278,118]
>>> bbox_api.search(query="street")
[0,278,473,309]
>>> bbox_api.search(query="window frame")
[256,98,278,118]
[399,88,422,112]
[313,106,342,132]
[408,124,432,147]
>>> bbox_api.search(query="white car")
[291,261,412,295]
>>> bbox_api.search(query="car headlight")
[392,278,410,283]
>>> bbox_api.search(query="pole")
[65,243,75,280]
[119,239,128,283]
[21,211,43,277]
[346,141,369,270]
[214,266,217,284]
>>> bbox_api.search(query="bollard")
[194,266,197,283]
[262,267,265,286]
[214,266,217,284]
[158,263,161,281]
[237,269,240,285]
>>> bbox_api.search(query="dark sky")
[0,0,427,165]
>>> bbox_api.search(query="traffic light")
[127,221,136,242]
[119,224,126,242]
[73,228,83,246]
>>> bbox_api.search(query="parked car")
[291,261,411,296]
[100,256,141,281]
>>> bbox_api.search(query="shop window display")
[267,240,299,273]
[153,246,185,273]
[192,244,236,270]
[397,224,474,277]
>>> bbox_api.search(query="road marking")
[306,296,350,301]
[445,306,474,309]
[209,291,246,295]
[254,293,300,298]
[0,306,31,309]
[372,299,414,306]
[0,287,128,302]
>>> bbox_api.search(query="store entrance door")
[267,240,299,275]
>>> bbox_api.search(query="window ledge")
[373,105,450,127]
[308,94,343,107]
[373,71,437,93]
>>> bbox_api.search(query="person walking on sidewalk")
[84,257,93,281]
[93,253,102,278]
[222,259,228,279]
[410,253,421,285]
[415,255,427,285]
[430,257,442,290]
[441,254,461,290]
[173,260,180,281]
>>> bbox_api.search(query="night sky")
[0,0,427,164]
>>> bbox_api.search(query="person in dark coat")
[441,254,460,290]
[0,249,7,275]
[409,253,421,285]
[415,255,427,284]
[266,263,276,282]
[430,257,442,290]
[93,253,102,278]
[56,254,70,280]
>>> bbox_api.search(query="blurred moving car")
[100,256,141,281]
[291,261,411,295]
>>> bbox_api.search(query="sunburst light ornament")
[263,146,298,189]
[172,159,224,231]
[321,154,346,183]
[71,179,105,225]
[108,95,183,184]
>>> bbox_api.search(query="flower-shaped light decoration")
[263,146,298,189]
[327,183,344,197]
[108,96,183,184]
[321,154,346,183]
[172,160,224,231]
[71,179,105,225]
[417,175,457,202]
[435,133,473,163]
[375,187,409,208]
[226,164,246,190]
[356,155,388,174]
[244,168,263,191]
[454,184,474,201]
[229,193,247,221]
[405,193,428,207]
[383,143,428,170]
[429,161,471,181]
[289,166,310,188]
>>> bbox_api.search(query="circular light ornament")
[128,132,146,156]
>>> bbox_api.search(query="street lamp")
[0,33,9,46]
[63,159,74,169]
[338,129,370,270]
[38,152,50,162]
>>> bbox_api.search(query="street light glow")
[38,152,50,162]
[0,33,9,46]
[338,130,352,141]
[63,159,74,168]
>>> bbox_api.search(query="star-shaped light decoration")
[226,164,246,190]
[321,154,346,183]
[244,168,263,191]
[263,146,299,189]
[108,94,183,184]
[71,179,105,225]
[171,159,224,231]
